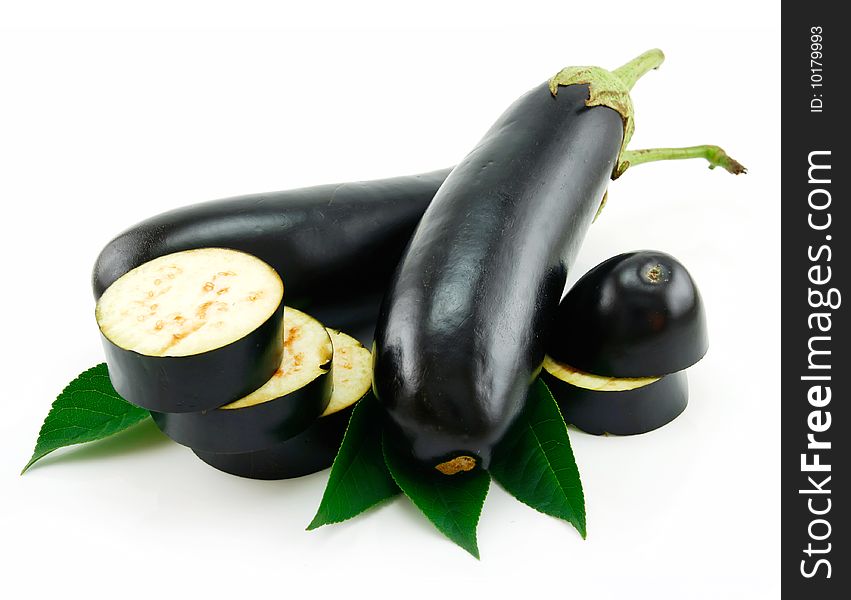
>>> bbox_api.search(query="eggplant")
[541,357,688,435]
[152,307,334,453]
[373,50,743,473]
[374,79,622,473]
[547,251,708,377]
[92,170,450,340]
[193,328,373,479]
[96,248,285,413]
[542,251,707,435]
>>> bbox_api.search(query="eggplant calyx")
[435,455,477,475]
[549,49,746,213]
[548,49,665,175]
[548,65,635,169]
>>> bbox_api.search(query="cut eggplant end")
[189,326,373,480]
[222,308,332,410]
[96,248,283,357]
[547,251,708,377]
[541,369,689,436]
[543,355,659,391]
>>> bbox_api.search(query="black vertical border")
[782,6,847,597]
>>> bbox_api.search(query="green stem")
[620,145,747,175]
[612,49,665,91]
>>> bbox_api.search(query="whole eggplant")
[373,81,622,472]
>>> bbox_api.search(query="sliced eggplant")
[542,356,688,435]
[548,251,708,377]
[152,308,333,452]
[96,248,285,412]
[193,329,372,479]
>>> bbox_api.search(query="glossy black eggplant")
[192,328,373,479]
[373,81,623,472]
[92,170,451,337]
[96,248,286,413]
[548,251,708,377]
[541,367,688,435]
[152,308,334,452]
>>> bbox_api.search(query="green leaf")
[383,433,490,559]
[490,378,586,538]
[22,364,151,474]
[307,394,400,530]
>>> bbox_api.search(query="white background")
[0,2,780,598]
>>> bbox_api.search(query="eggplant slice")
[97,248,285,412]
[193,328,372,480]
[152,308,333,453]
[542,356,660,391]
[542,356,688,436]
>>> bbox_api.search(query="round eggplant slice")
[547,251,708,377]
[96,248,285,412]
[542,355,688,435]
[152,308,333,453]
[193,329,372,480]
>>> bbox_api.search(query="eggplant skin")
[542,369,688,436]
[91,170,450,336]
[373,83,623,469]
[548,251,708,377]
[192,402,354,480]
[101,302,284,413]
[307,289,385,348]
